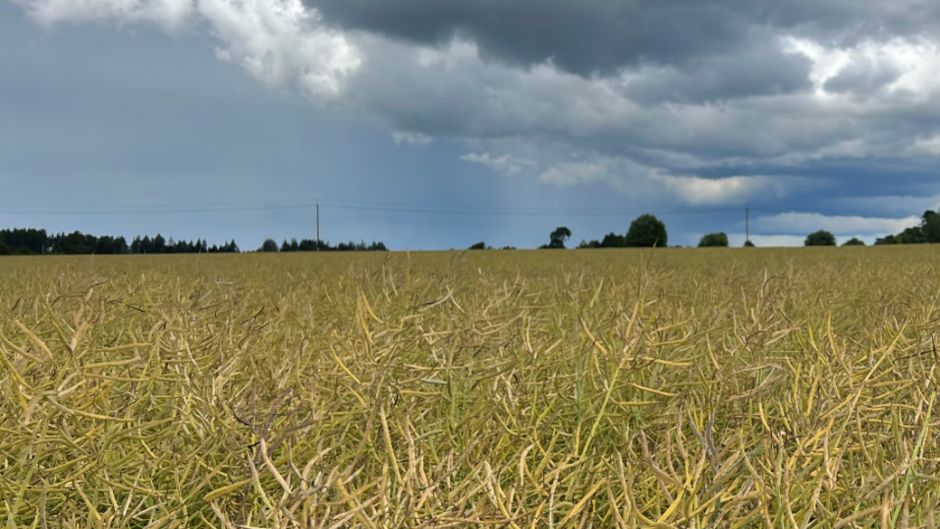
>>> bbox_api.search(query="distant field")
[2,247,940,527]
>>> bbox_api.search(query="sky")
[3,0,940,250]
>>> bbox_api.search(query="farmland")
[2,247,940,527]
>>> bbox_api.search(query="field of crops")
[2,247,940,528]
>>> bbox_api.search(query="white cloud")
[461,152,536,175]
[539,161,608,186]
[13,0,361,99]
[726,233,887,247]
[783,36,940,99]
[392,132,433,146]
[201,0,359,98]
[11,0,195,31]
[727,234,808,247]
[533,155,801,204]
[655,174,790,206]
[753,212,921,235]
[907,135,940,156]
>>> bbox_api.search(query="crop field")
[3,247,940,528]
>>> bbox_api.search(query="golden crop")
[2,247,940,527]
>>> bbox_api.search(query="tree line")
[0,229,240,255]
[804,210,940,246]
[7,208,939,255]
[466,207,940,250]
[874,210,940,245]
[0,228,387,255]
[260,238,387,252]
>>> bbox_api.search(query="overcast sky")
[4,0,940,249]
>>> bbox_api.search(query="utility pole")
[316,199,320,251]
[745,207,750,244]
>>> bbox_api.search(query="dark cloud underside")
[311,0,940,76]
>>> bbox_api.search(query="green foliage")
[924,210,940,243]
[600,232,627,248]
[153,234,167,253]
[874,209,940,245]
[0,228,383,255]
[625,214,668,247]
[744,240,756,247]
[805,230,837,246]
[842,237,866,246]
[698,232,729,247]
[469,242,487,250]
[261,239,279,252]
[577,239,596,249]
[546,226,572,249]
[578,232,628,249]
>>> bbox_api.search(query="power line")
[0,199,905,220]
[0,200,747,217]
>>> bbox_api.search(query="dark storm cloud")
[310,0,940,76]
[311,0,760,75]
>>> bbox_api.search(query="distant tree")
[871,209,940,245]
[95,236,113,254]
[260,239,279,252]
[842,237,866,246]
[698,232,729,247]
[469,242,487,250]
[0,242,7,255]
[744,240,756,247]
[625,214,668,247]
[805,230,837,246]
[546,227,572,249]
[601,232,627,248]
[0,228,48,254]
[896,226,927,244]
[60,231,91,254]
[502,246,516,250]
[153,234,166,253]
[924,210,940,243]
[577,232,628,249]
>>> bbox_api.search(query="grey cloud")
[624,41,813,104]
[311,0,759,76]
[344,35,913,175]
[310,0,940,76]
[13,0,940,210]
[823,57,901,95]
